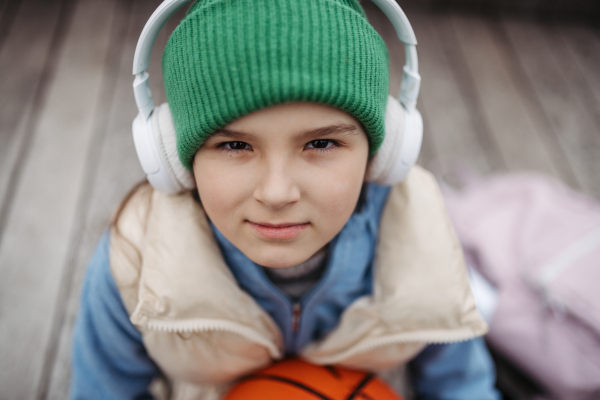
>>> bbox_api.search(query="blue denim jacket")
[71,183,501,399]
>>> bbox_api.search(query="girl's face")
[193,102,369,268]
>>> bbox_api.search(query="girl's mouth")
[247,221,310,240]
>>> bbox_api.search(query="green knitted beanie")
[163,0,389,170]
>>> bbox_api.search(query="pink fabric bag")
[441,172,600,400]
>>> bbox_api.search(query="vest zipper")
[291,302,301,333]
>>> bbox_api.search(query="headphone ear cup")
[366,95,423,185]
[150,103,196,192]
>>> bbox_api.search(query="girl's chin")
[246,247,317,269]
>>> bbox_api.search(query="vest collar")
[110,166,487,381]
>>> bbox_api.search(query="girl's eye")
[305,139,337,150]
[220,141,251,151]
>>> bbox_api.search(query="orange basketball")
[223,359,404,400]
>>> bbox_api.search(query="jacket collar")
[212,182,391,354]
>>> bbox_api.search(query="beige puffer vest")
[110,166,487,400]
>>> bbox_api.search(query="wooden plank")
[0,0,20,53]
[0,0,66,227]
[558,24,600,129]
[410,10,496,175]
[502,17,600,196]
[0,0,117,397]
[44,0,185,397]
[443,13,574,182]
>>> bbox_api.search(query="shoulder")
[388,165,441,203]
[109,181,154,315]
[380,165,450,233]
[111,181,154,241]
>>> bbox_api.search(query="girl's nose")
[253,159,301,210]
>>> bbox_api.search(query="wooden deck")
[0,0,598,398]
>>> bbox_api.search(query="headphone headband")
[133,0,189,75]
[132,0,421,118]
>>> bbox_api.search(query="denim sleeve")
[408,338,502,400]
[70,232,160,399]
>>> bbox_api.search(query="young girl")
[71,0,501,398]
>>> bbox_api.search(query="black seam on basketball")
[325,365,342,379]
[345,373,375,400]
[358,392,377,400]
[240,374,335,400]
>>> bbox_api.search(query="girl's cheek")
[304,160,365,207]
[196,161,256,216]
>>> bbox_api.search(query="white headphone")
[132,0,423,194]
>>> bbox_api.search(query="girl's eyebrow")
[210,128,253,140]
[301,123,358,139]
[212,123,359,140]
